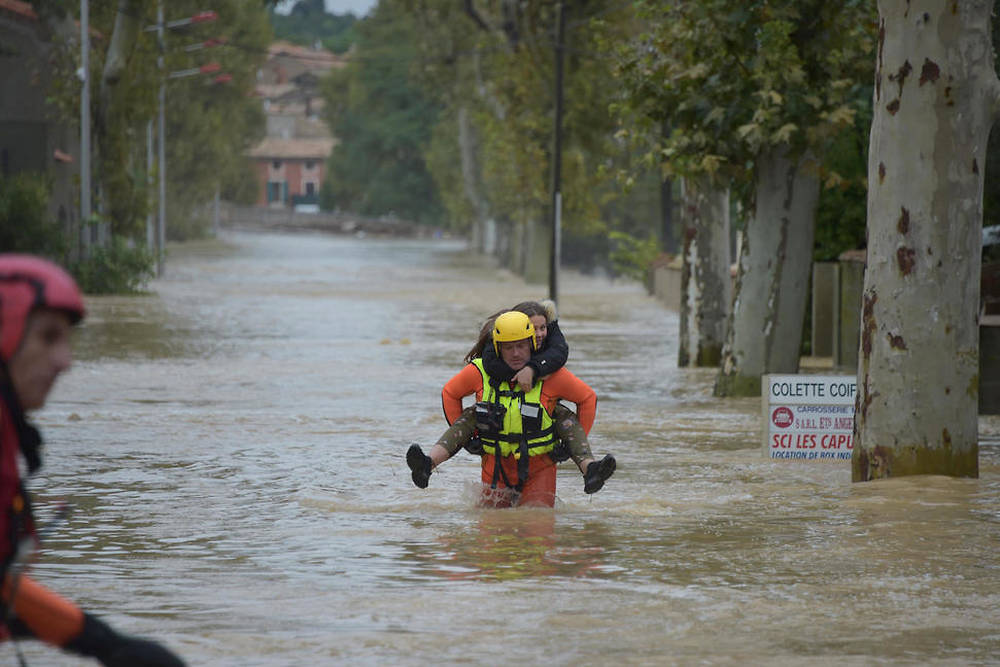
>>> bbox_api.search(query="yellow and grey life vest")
[471,358,557,459]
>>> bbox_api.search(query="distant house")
[247,137,335,209]
[0,0,81,242]
[260,40,344,85]
[247,41,343,210]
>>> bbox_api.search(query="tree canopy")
[400,0,663,267]
[270,0,358,54]
[320,0,444,224]
[613,1,874,203]
[43,0,271,241]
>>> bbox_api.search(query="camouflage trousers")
[434,403,594,466]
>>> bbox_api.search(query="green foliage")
[608,231,660,283]
[423,111,477,231]
[814,89,871,261]
[71,233,155,294]
[320,0,444,224]
[613,0,876,201]
[221,158,262,207]
[0,173,66,257]
[42,1,270,244]
[163,0,271,240]
[167,206,211,242]
[269,0,358,53]
[319,177,337,212]
[0,176,153,295]
[405,0,661,260]
[404,1,489,231]
[472,5,641,241]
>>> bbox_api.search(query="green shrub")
[71,234,155,294]
[166,207,211,242]
[609,230,660,283]
[0,172,66,257]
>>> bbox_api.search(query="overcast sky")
[274,0,378,17]
[325,0,377,15]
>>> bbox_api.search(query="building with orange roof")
[248,41,345,209]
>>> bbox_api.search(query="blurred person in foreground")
[0,254,184,666]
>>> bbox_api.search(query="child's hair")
[511,301,548,321]
[464,309,506,364]
[462,301,549,364]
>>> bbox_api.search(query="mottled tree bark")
[99,0,145,108]
[93,0,145,247]
[714,146,820,396]
[853,0,1000,480]
[678,176,730,367]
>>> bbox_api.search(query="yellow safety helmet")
[492,310,536,356]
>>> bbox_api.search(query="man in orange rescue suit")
[433,310,608,507]
[0,255,184,666]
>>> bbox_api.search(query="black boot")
[583,454,616,494]
[407,444,432,489]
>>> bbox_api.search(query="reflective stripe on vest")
[471,358,556,458]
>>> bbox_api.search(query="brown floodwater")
[16,231,1000,665]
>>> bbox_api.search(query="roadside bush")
[609,230,660,284]
[0,172,66,257]
[167,207,211,242]
[72,233,155,294]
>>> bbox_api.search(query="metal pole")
[80,0,91,248]
[213,185,220,237]
[146,120,155,250]
[548,2,565,304]
[157,0,166,276]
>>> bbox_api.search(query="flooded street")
[19,230,1000,665]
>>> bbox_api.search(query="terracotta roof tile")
[246,137,336,159]
[0,0,37,20]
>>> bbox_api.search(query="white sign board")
[762,374,856,461]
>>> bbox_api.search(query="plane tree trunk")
[678,176,731,367]
[714,146,820,396]
[853,0,1000,480]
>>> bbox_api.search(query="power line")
[95,3,630,73]
[224,26,621,69]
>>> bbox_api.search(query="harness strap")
[480,426,555,443]
[517,434,529,490]
[490,450,523,494]
[480,369,550,500]
[1,483,35,627]
[489,379,513,491]
[0,379,41,474]
[495,393,525,495]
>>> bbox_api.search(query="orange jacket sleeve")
[540,368,597,434]
[3,575,84,646]
[441,364,484,424]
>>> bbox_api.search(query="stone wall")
[649,254,682,311]
[219,202,425,237]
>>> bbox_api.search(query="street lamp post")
[146,120,154,250]
[549,3,565,304]
[156,1,166,276]
[148,4,219,277]
[80,0,91,254]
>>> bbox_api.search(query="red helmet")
[0,254,85,362]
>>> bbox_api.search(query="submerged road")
[20,230,1000,665]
